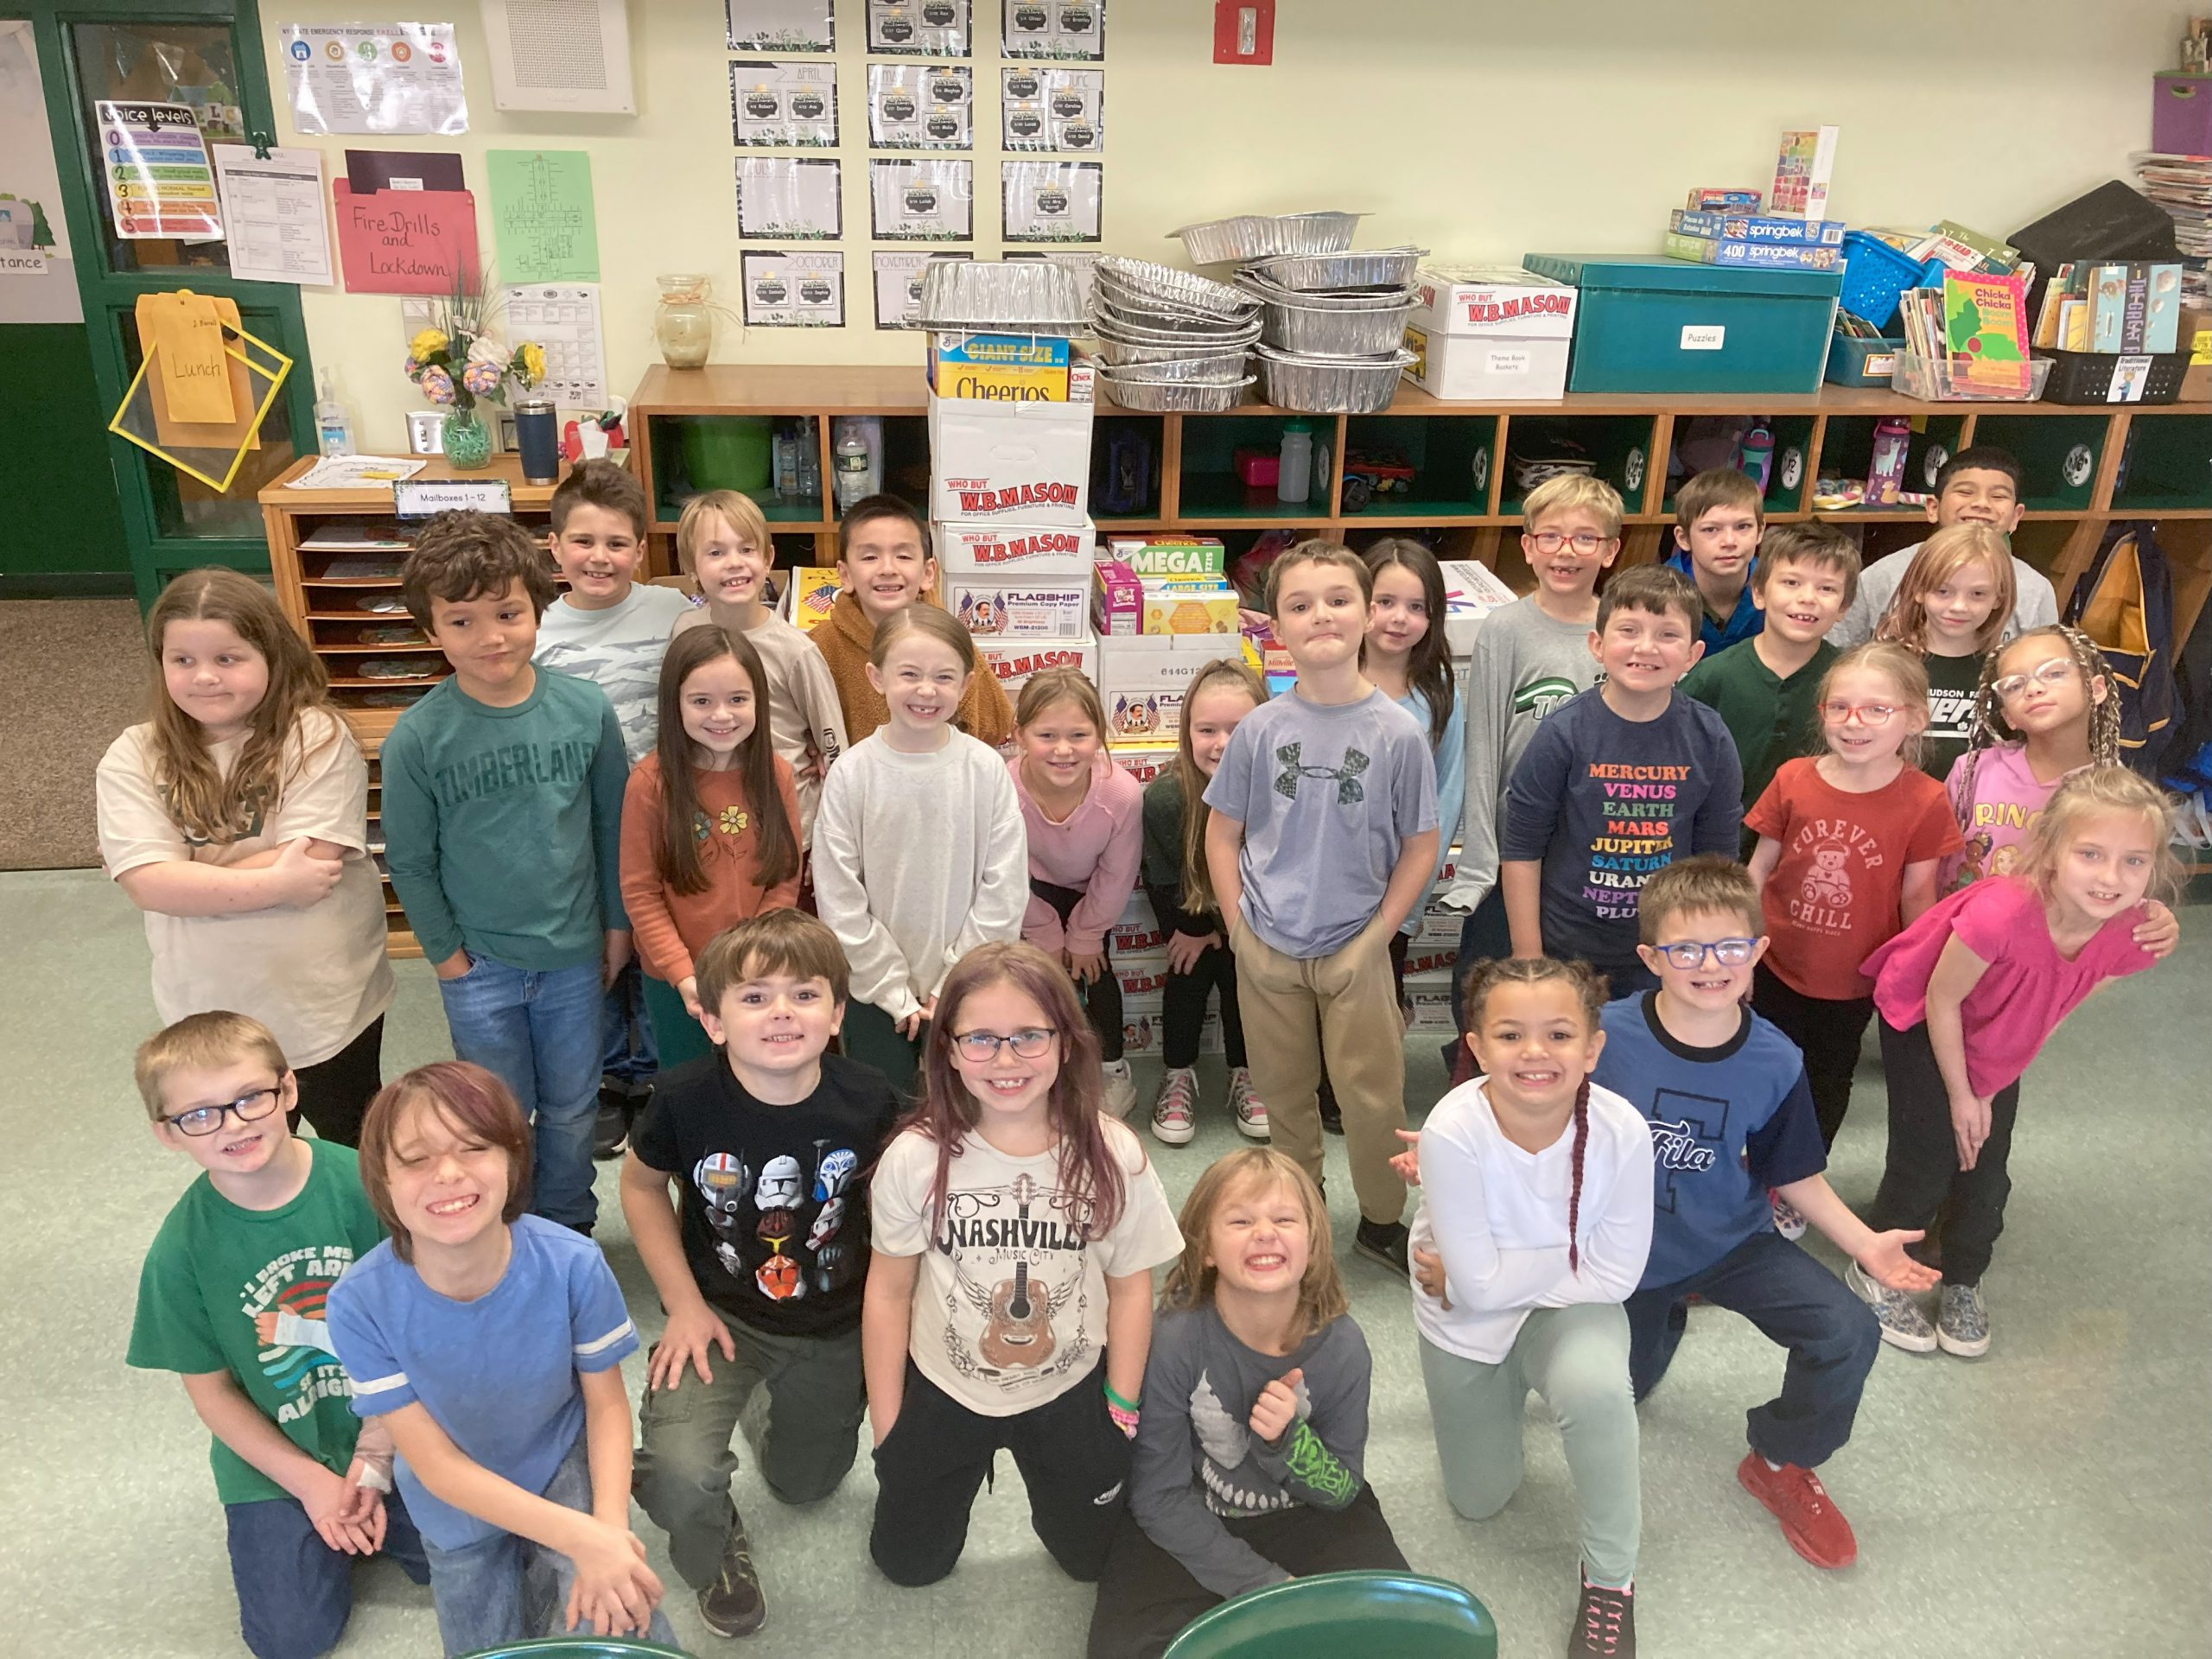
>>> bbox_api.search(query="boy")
[672,488,848,844]
[1591,858,1937,1569]
[1499,563,1743,995]
[1830,446,2058,648]
[810,493,1014,747]
[383,510,631,1235]
[535,458,689,1159]
[127,1011,429,1659]
[1681,522,1863,822]
[1205,540,1439,1271]
[623,910,900,1637]
[1665,467,1766,654]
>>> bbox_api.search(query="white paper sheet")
[1000,65,1101,152]
[731,60,839,146]
[211,144,331,285]
[868,63,971,149]
[868,0,970,55]
[503,282,608,408]
[735,156,842,239]
[742,250,845,327]
[870,157,972,241]
[1001,159,1101,242]
[279,24,468,136]
[726,0,834,51]
[285,454,427,489]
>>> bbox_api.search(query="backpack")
[2064,520,2177,777]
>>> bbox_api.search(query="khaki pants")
[1229,915,1408,1225]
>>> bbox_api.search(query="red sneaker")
[1737,1452,1858,1568]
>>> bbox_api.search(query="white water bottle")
[1278,420,1313,504]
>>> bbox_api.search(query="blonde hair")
[1876,524,2016,656]
[677,490,772,575]
[1522,474,1624,540]
[1173,656,1267,915]
[2018,766,2183,903]
[1160,1149,1346,1339]
[1014,664,1108,734]
[869,602,977,673]
[1818,641,1931,771]
[135,1010,289,1120]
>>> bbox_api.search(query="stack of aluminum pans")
[1238,246,1427,292]
[1235,266,1420,415]
[1090,256,1261,410]
[1171,212,1366,265]
[1254,346,1417,416]
[916,259,1086,335]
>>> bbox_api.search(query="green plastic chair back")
[456,1640,693,1659]
[1162,1570,1498,1658]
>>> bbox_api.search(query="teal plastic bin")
[1524,254,1841,395]
[1826,332,1904,388]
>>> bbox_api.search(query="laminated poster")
[726,0,834,51]
[332,182,480,295]
[1000,66,1102,152]
[95,103,220,240]
[736,156,843,239]
[868,64,973,149]
[872,248,969,328]
[731,60,839,146]
[487,149,599,283]
[504,283,609,408]
[870,158,973,241]
[1002,160,1101,243]
[868,0,971,55]
[0,21,81,321]
[743,250,845,327]
[280,24,468,136]
[210,144,333,285]
[1002,0,1103,60]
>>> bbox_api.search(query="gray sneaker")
[1846,1260,1936,1354]
[1937,1282,1990,1358]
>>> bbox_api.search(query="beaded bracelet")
[1105,1380,1141,1438]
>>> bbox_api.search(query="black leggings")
[1031,879,1124,1062]
[1751,971,1876,1149]
[1866,1017,2023,1287]
[289,1016,385,1147]
[1161,937,1247,1070]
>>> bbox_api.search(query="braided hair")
[1950,625,2120,842]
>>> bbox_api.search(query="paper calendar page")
[503,283,607,409]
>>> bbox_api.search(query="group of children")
[105,447,2183,1659]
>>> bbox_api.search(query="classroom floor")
[10,866,2209,1659]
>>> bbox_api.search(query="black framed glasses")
[1651,938,1758,970]
[951,1028,1056,1064]
[162,1085,283,1137]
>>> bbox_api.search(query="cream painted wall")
[268,0,2185,448]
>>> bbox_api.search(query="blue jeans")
[436,954,605,1230]
[224,1488,429,1659]
[421,1433,678,1658]
[601,957,658,1088]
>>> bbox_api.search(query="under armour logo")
[1274,741,1370,804]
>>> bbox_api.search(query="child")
[1745,643,1962,1149]
[1086,1148,1406,1659]
[1854,768,2177,1357]
[1440,475,1620,982]
[618,625,804,1071]
[1665,466,1767,653]
[1589,858,1937,1572]
[1873,522,2016,782]
[323,1063,675,1655]
[863,941,1185,1586]
[381,511,630,1234]
[810,493,1014,747]
[812,605,1028,1090]
[1142,658,1268,1146]
[127,1012,427,1659]
[1832,447,2059,649]
[1205,540,1440,1271]
[1681,521,1863,823]
[1408,957,1653,1656]
[1011,666,1147,1120]
[99,569,392,1146]
[1498,563,1743,996]
[623,910,902,1637]
[671,489,847,845]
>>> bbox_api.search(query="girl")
[1746,643,1963,1153]
[813,606,1028,1090]
[1085,1147,1406,1659]
[1873,523,2017,781]
[98,568,393,1145]
[863,942,1185,1588]
[323,1063,674,1656]
[1406,957,1655,1658]
[1853,767,2179,1358]
[1141,658,1268,1146]
[1011,666,1147,1120]
[618,625,804,1069]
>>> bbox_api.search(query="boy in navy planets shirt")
[1592,856,1937,1572]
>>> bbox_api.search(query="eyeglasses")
[1526,530,1615,556]
[1992,658,2079,702]
[951,1028,1056,1064]
[1651,938,1758,970]
[161,1085,283,1138]
[1821,701,1900,725]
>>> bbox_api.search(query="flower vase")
[442,408,493,471]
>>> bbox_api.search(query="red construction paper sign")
[333,182,480,296]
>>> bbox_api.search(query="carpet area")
[0,599,147,870]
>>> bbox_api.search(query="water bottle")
[833,420,874,511]
[1738,424,1774,494]
[314,368,354,458]
[1277,420,1313,505]
[1866,416,1911,505]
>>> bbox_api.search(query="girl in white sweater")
[813,606,1027,1090]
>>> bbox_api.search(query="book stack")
[2133,153,2211,304]
[2031,261,2188,354]
[1895,269,2034,396]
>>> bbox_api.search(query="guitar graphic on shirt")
[978,1173,1057,1371]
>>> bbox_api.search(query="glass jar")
[656,274,715,369]
[442,407,493,471]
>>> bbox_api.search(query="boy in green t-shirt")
[126,1012,428,1659]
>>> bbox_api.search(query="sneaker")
[1150,1067,1198,1146]
[1770,1189,1808,1241]
[1100,1058,1137,1121]
[1736,1452,1858,1569]
[1227,1067,1268,1141]
[591,1086,630,1160]
[1845,1260,1936,1354]
[1353,1218,1409,1274]
[1570,1572,1636,1656]
[697,1518,766,1637]
[1936,1281,1990,1358]
[1317,1080,1344,1136]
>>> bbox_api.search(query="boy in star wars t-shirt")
[621,911,901,1637]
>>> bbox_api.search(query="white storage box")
[1110,891,1172,956]
[946,574,1090,639]
[1404,264,1577,401]
[935,518,1096,577]
[1109,741,1179,785]
[1399,940,1460,979]
[1404,969,1459,1034]
[1099,634,1252,741]
[1439,559,1520,656]
[927,373,1096,528]
[977,633,1099,699]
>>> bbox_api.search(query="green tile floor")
[8,867,2207,1656]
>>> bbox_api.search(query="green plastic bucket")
[680,417,772,493]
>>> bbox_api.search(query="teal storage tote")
[1523,254,1841,395]
[1826,333,1904,388]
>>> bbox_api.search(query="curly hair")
[1949,625,2120,843]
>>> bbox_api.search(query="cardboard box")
[1098,634,1253,741]
[1114,954,1173,1001]
[779,567,842,632]
[935,518,1095,577]
[927,377,1095,528]
[1143,578,1241,637]
[1110,888,1171,956]
[1092,559,1143,636]
[1404,969,1459,1034]
[928,333,1075,403]
[1411,902,1465,950]
[1105,533,1227,577]
[1439,559,1520,655]
[976,632,1099,699]
[1404,264,1577,401]
[945,574,1089,639]
[1400,940,1460,979]
[1109,740,1179,785]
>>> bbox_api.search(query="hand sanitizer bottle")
[315,369,354,458]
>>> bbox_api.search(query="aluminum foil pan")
[1246,289,1417,357]
[916,259,1086,334]
[1095,349,1249,383]
[1171,212,1366,265]
[1240,247,1428,291]
[1236,271,1418,311]
[1255,346,1414,415]
[1096,373,1257,413]
[1093,257,1257,318]
[1096,337,1255,369]
[1092,297,1259,343]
